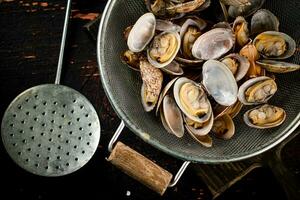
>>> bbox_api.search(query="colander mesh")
[98,0,300,163]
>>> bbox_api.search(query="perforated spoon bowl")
[1,0,100,177]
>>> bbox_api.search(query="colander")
[97,0,300,195]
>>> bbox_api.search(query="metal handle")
[55,0,72,84]
[108,120,190,188]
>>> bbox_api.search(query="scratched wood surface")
[0,0,299,199]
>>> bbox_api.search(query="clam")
[180,18,206,59]
[202,60,238,106]
[238,76,277,105]
[127,13,156,52]
[166,0,206,14]
[145,0,169,18]
[123,26,133,41]
[220,0,251,6]
[188,132,213,147]
[173,77,212,123]
[156,19,181,32]
[233,16,249,47]
[175,56,203,66]
[184,113,214,136]
[227,100,243,119]
[192,28,235,60]
[156,77,179,115]
[253,31,296,60]
[121,50,143,71]
[244,104,286,129]
[228,0,265,18]
[251,9,280,36]
[148,31,181,68]
[161,61,184,75]
[140,60,163,112]
[256,60,300,73]
[212,21,232,29]
[221,53,250,81]
[212,114,235,140]
[160,95,185,137]
[240,43,263,78]
[213,100,243,119]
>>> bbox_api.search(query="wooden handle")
[107,142,173,195]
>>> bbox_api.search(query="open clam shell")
[161,61,184,75]
[179,17,207,39]
[212,114,235,140]
[233,16,249,47]
[156,19,181,32]
[175,56,204,67]
[173,77,212,124]
[156,77,179,115]
[221,53,250,81]
[202,60,238,106]
[243,104,286,129]
[127,12,156,52]
[212,21,231,29]
[256,60,300,73]
[253,31,296,60]
[228,0,265,18]
[160,95,185,138]
[140,60,163,112]
[251,9,280,36]
[147,31,181,68]
[185,126,213,148]
[238,76,277,105]
[179,17,206,60]
[184,113,214,137]
[192,28,235,60]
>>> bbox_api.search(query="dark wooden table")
[0,0,299,199]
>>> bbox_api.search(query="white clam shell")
[192,28,235,60]
[202,60,238,106]
[161,95,185,138]
[127,12,156,52]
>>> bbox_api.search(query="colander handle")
[107,120,190,195]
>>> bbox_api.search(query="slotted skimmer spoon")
[1,0,100,177]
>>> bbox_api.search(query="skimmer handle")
[55,0,72,84]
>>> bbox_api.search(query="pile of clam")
[121,0,300,147]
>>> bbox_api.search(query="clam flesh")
[238,76,277,105]
[148,31,181,68]
[221,53,250,81]
[244,104,286,129]
[254,31,296,60]
[173,77,212,123]
[233,16,249,47]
